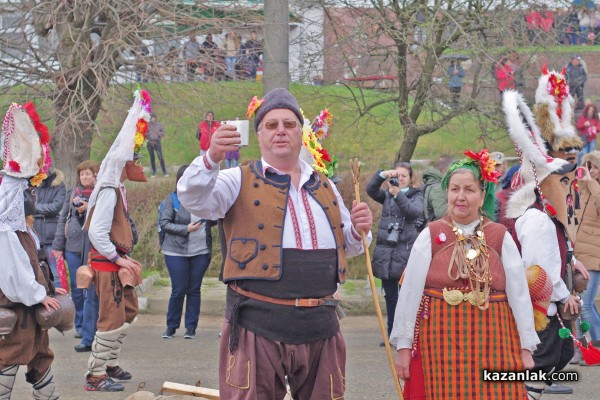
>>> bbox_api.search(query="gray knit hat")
[253,88,303,132]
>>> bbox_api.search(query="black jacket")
[366,172,424,280]
[33,170,67,245]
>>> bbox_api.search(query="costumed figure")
[0,102,69,400]
[390,148,540,400]
[533,65,583,164]
[82,89,150,392]
[177,88,373,399]
[503,73,592,399]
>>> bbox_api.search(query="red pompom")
[8,160,21,173]
[579,342,600,366]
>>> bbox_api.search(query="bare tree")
[0,0,263,183]
[307,0,556,162]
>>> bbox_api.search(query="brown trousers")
[218,320,346,400]
[95,270,138,332]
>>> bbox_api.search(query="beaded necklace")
[447,216,492,310]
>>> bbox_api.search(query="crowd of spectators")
[175,30,263,82]
[514,3,600,46]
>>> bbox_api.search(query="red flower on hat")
[136,119,148,135]
[246,96,264,118]
[464,149,502,183]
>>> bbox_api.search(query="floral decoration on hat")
[301,109,338,178]
[463,149,502,183]
[133,88,152,157]
[312,109,333,140]
[246,96,264,118]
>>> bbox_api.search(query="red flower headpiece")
[464,148,502,183]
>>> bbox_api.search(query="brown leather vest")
[221,161,348,283]
[0,230,49,307]
[84,187,134,255]
[427,216,507,291]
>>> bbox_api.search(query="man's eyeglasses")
[260,119,299,131]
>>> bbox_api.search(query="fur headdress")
[533,65,583,153]
[502,90,571,218]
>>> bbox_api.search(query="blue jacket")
[447,64,465,88]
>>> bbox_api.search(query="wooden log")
[160,382,220,400]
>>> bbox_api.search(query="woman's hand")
[396,348,411,381]
[578,165,592,182]
[76,200,88,214]
[187,221,202,232]
[41,296,60,312]
[51,250,63,260]
[573,259,590,279]
[381,169,398,179]
[521,349,535,370]
[388,185,401,197]
[55,288,68,296]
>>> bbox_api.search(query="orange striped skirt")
[418,297,528,399]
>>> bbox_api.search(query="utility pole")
[263,0,289,93]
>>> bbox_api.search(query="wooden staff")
[350,158,404,399]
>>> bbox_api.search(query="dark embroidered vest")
[221,160,348,283]
[84,187,134,255]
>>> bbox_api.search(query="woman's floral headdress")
[301,109,338,177]
[1,102,52,186]
[463,149,502,183]
[133,88,152,157]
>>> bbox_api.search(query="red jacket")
[198,120,221,151]
[576,114,600,143]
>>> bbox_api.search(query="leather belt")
[424,288,507,306]
[229,284,339,308]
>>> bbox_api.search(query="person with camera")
[52,160,100,350]
[160,165,215,340]
[574,152,600,346]
[366,162,424,347]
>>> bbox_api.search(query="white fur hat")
[502,90,570,218]
[533,65,583,153]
